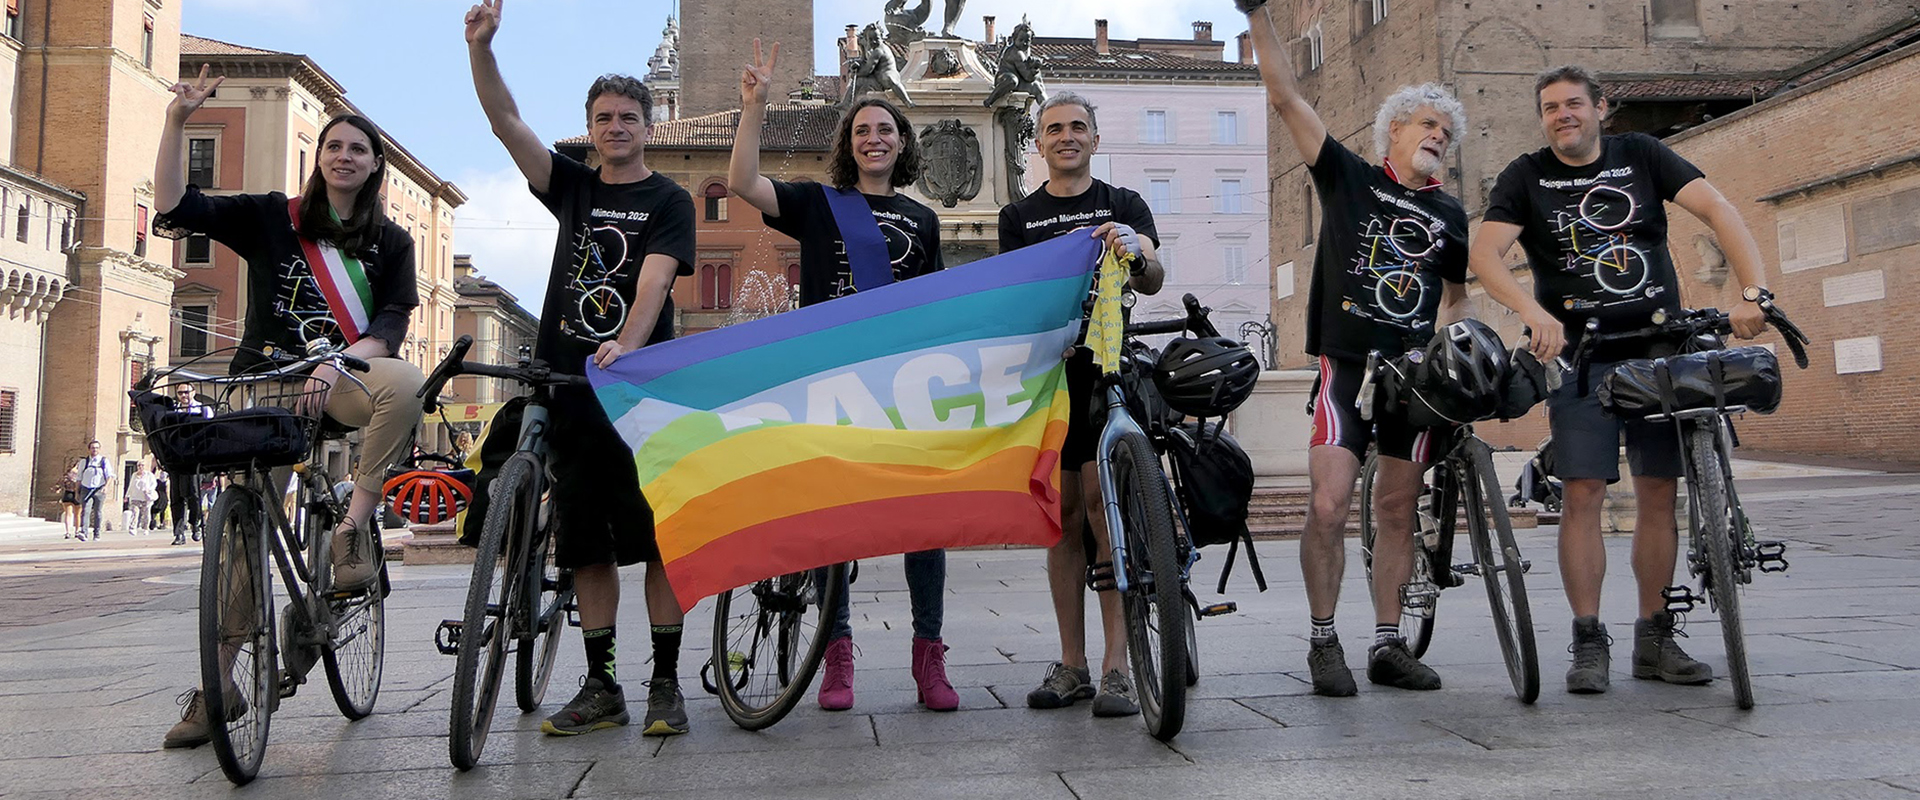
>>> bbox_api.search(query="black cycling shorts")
[547,385,660,569]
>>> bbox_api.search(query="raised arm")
[1468,220,1563,359]
[155,65,224,214]
[1243,3,1326,166]
[465,1,552,193]
[728,39,781,217]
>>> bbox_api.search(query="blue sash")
[822,185,894,293]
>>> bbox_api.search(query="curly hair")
[585,73,653,122]
[828,98,922,189]
[1372,83,1468,161]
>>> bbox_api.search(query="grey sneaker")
[330,520,377,591]
[541,676,629,736]
[1633,612,1713,685]
[1090,670,1140,717]
[1025,661,1095,709]
[1307,637,1358,697]
[1367,639,1442,691]
[641,679,689,736]
[162,687,247,749]
[1566,615,1613,694]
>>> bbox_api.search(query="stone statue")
[983,17,1045,108]
[845,22,916,107]
[939,0,967,38]
[884,0,931,43]
[996,105,1035,202]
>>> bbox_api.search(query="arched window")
[703,181,729,222]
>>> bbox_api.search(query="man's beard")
[1411,148,1443,177]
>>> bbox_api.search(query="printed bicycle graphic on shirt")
[1550,184,1652,297]
[1351,215,1438,321]
[273,258,343,343]
[568,224,632,339]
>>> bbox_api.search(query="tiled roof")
[1788,17,1920,87]
[557,104,841,152]
[181,34,286,57]
[1608,76,1782,101]
[982,39,1258,79]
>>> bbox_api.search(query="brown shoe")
[330,520,378,590]
[162,688,247,749]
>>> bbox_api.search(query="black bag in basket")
[133,389,310,473]
[1598,346,1783,417]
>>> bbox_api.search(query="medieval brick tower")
[678,0,814,118]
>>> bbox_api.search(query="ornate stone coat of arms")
[916,119,982,208]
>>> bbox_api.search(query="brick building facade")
[677,0,812,118]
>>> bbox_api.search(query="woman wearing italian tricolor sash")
[151,67,425,615]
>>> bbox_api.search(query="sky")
[179,0,1239,306]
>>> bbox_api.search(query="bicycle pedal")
[1755,540,1790,573]
[1660,584,1701,615]
[1519,559,1533,574]
[434,619,463,656]
[1198,602,1237,617]
[1450,563,1481,578]
[276,672,301,699]
[1085,561,1117,593]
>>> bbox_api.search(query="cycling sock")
[1375,623,1400,647]
[583,626,617,689]
[650,624,683,683]
[1310,615,1337,644]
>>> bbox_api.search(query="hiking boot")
[162,688,247,749]
[541,676,629,735]
[640,679,689,736]
[911,636,959,711]
[818,636,855,711]
[1633,612,1713,685]
[330,520,377,591]
[1307,636,1358,697]
[1026,661,1096,709]
[1090,669,1141,717]
[1566,615,1613,694]
[1368,639,1443,690]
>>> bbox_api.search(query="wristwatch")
[1741,284,1767,303]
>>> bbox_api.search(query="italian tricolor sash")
[287,198,374,344]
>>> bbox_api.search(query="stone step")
[1245,486,1540,541]
[0,512,72,542]
[399,522,471,565]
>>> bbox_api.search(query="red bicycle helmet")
[381,466,476,525]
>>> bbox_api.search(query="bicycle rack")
[1660,584,1701,616]
[1754,540,1790,573]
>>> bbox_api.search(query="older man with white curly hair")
[1241,0,1472,695]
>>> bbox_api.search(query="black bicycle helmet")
[1152,336,1261,418]
[1411,318,1508,423]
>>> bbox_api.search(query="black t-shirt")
[1485,133,1704,356]
[764,180,943,307]
[1305,135,1469,361]
[533,152,696,375]
[996,179,1160,251]
[154,187,417,373]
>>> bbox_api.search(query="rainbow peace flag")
[587,234,1101,611]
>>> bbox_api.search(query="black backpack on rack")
[1164,421,1267,593]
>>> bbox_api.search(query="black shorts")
[1545,360,1683,481]
[1061,348,1101,472]
[547,385,660,569]
[1308,355,1448,464]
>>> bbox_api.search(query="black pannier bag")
[1597,346,1783,417]
[1119,340,1181,434]
[1164,421,1267,593]
[459,395,529,547]
[132,389,310,474]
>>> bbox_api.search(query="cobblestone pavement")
[0,473,1916,799]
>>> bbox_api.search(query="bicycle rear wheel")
[1462,438,1539,704]
[449,457,532,770]
[322,502,386,720]
[516,519,572,712]
[1689,425,1751,709]
[200,486,276,785]
[712,563,846,730]
[1358,453,1439,657]
[1112,430,1187,741]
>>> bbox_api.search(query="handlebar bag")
[1598,346,1782,417]
[134,389,310,473]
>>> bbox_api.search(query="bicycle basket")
[131,374,327,474]
[1597,346,1782,417]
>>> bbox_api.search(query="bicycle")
[701,561,847,730]
[419,335,584,770]
[1352,353,1541,702]
[1569,288,1810,709]
[137,342,388,785]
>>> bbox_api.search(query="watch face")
[1743,285,1763,302]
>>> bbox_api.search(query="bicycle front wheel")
[1358,452,1438,657]
[516,521,572,712]
[322,504,386,719]
[449,457,533,770]
[1689,425,1751,709]
[712,562,846,730]
[1462,438,1539,704]
[1112,430,1187,741]
[200,486,276,785]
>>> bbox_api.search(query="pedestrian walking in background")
[127,458,160,536]
[77,441,112,540]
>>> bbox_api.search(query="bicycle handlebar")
[1566,289,1811,395]
[417,334,592,414]
[1122,293,1222,338]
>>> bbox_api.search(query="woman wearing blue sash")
[727,41,956,712]
[150,68,425,749]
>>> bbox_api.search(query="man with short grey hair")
[1242,0,1470,695]
[999,89,1164,718]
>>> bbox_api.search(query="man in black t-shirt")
[1245,0,1470,697]
[467,0,695,739]
[997,92,1163,720]
[1470,65,1775,696]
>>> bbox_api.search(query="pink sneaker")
[912,637,959,711]
[818,636,854,711]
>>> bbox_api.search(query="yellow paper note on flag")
[1087,250,1132,375]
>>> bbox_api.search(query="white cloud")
[451,166,558,317]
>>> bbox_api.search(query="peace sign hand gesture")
[167,64,225,122]
[465,0,503,46]
[741,38,780,107]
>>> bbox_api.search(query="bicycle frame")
[1095,383,1150,595]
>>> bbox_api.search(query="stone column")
[1229,369,1316,478]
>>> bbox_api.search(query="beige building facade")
[450,254,537,409]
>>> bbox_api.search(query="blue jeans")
[824,549,945,641]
